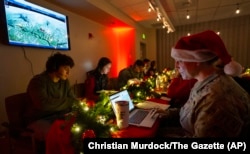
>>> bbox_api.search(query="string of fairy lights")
[148,0,175,33]
[147,0,248,35]
[67,67,250,153]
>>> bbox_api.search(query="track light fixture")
[235,3,240,14]
[186,10,190,19]
[148,0,175,33]
[148,7,152,12]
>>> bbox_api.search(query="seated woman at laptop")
[84,57,112,101]
[154,30,250,137]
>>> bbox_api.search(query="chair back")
[73,83,85,98]
[4,93,37,153]
[107,77,119,90]
[5,93,30,132]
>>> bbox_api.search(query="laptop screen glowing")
[109,90,135,112]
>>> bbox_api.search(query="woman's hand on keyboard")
[152,108,179,119]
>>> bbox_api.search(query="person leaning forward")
[155,30,250,138]
[117,59,145,89]
[25,52,81,143]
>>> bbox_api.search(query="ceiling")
[45,0,250,30]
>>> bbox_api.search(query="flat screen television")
[1,0,70,50]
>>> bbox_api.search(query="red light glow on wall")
[105,27,135,78]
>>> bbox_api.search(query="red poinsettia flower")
[86,100,95,107]
[82,129,96,139]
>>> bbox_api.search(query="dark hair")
[150,60,156,67]
[95,57,111,72]
[143,58,150,63]
[133,59,144,67]
[46,52,74,73]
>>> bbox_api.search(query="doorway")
[140,42,146,59]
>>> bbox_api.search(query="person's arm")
[156,108,180,119]
[193,97,244,137]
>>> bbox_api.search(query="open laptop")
[109,89,159,128]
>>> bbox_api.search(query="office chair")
[2,93,36,154]
[73,82,85,98]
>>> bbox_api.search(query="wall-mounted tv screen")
[1,0,70,50]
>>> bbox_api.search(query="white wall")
[0,0,157,129]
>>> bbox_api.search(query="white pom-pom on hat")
[224,60,243,77]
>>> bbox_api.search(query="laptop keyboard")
[129,110,149,124]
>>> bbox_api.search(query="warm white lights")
[236,3,240,14]
[147,1,242,33]
[148,1,155,12]
[186,10,190,19]
[148,0,175,33]
[148,7,152,12]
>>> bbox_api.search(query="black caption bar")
[83,138,249,154]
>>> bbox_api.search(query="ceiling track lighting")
[148,0,175,33]
[186,10,190,19]
[148,7,152,12]
[235,3,240,14]
[148,1,155,12]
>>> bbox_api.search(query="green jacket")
[117,66,144,89]
[26,72,79,121]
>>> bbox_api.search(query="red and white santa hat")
[171,30,242,76]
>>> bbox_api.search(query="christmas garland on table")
[120,68,175,102]
[242,68,250,76]
[65,68,176,153]
[121,76,161,102]
[65,92,118,153]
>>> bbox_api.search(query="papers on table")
[160,96,171,101]
[96,90,118,94]
[135,100,170,110]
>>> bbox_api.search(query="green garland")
[65,92,118,153]
[66,68,176,153]
[65,67,250,153]
[121,76,161,102]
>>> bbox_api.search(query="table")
[46,98,169,154]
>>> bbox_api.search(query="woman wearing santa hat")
[156,30,250,137]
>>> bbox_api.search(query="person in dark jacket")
[143,58,151,75]
[26,52,80,145]
[84,57,112,101]
[146,60,157,77]
[117,59,144,89]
